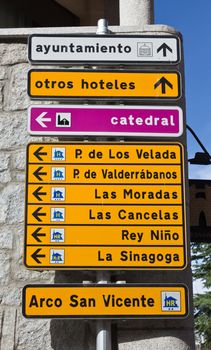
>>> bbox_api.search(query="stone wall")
[0,42,55,350]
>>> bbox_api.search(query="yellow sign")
[27,184,182,204]
[25,142,186,270]
[27,204,183,225]
[28,70,180,99]
[25,246,185,269]
[23,284,188,318]
[28,143,182,163]
[26,225,184,246]
[28,164,182,184]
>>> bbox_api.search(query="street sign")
[24,142,187,270]
[23,284,188,319]
[26,225,184,246]
[28,34,180,65]
[28,184,183,205]
[28,70,181,100]
[26,246,185,268]
[28,105,183,137]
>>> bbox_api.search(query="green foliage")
[192,243,211,288]
[191,243,211,348]
[194,293,211,348]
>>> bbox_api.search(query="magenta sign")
[28,105,183,137]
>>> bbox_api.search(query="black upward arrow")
[33,146,47,161]
[154,77,173,94]
[33,186,47,201]
[33,166,47,181]
[31,227,46,243]
[31,248,45,264]
[157,43,173,57]
[32,207,46,222]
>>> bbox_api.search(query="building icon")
[50,249,64,264]
[51,187,65,201]
[52,230,63,241]
[54,149,64,159]
[161,291,181,311]
[52,147,66,160]
[56,112,71,128]
[54,169,63,178]
[164,295,178,308]
[51,252,63,262]
[58,115,69,125]
[51,167,65,181]
[51,208,65,222]
[53,210,63,219]
[50,228,65,243]
[52,189,64,200]
[56,113,71,126]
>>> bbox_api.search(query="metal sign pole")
[96,320,112,350]
[96,3,153,348]
[96,271,112,350]
[96,321,112,350]
[95,19,112,350]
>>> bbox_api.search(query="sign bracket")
[96,19,111,35]
[96,20,113,350]
[96,21,112,350]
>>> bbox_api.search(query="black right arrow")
[154,77,173,94]
[32,207,46,222]
[33,146,47,161]
[31,248,45,264]
[33,186,47,201]
[33,166,47,181]
[31,227,46,243]
[157,43,173,57]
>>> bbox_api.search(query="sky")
[154,0,211,179]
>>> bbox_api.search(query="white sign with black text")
[28,35,180,65]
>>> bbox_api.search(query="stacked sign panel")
[25,142,186,269]
[23,33,189,318]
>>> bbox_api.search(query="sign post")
[24,26,193,349]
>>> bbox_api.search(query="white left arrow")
[36,112,51,128]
